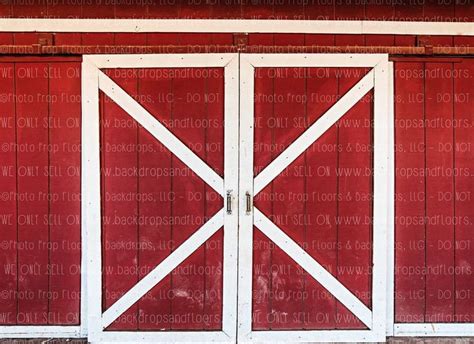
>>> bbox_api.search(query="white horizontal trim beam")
[0,19,471,35]
[254,208,373,329]
[98,69,224,195]
[86,53,235,69]
[254,68,374,195]
[244,54,385,68]
[102,209,224,329]
[0,326,81,338]
[99,330,232,343]
[247,329,381,343]
[394,323,474,337]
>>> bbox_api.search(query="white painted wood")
[254,68,375,195]
[248,329,382,343]
[394,323,474,337]
[81,57,102,343]
[98,69,224,196]
[254,208,373,328]
[0,326,81,338]
[80,57,94,339]
[372,57,390,341]
[97,330,233,343]
[360,20,473,36]
[237,55,255,341]
[87,53,234,69]
[244,53,386,68]
[101,210,224,328]
[0,19,471,36]
[386,61,395,337]
[221,54,240,340]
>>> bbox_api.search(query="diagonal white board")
[102,209,225,328]
[98,70,224,195]
[254,69,374,195]
[254,208,372,328]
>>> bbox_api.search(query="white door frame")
[238,53,392,343]
[81,53,239,343]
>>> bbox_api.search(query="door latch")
[246,192,252,215]
[226,190,232,215]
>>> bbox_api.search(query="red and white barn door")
[82,53,392,343]
[238,54,392,343]
[82,54,239,343]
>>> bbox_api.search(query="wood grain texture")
[16,62,49,325]
[0,62,17,325]
[394,62,426,323]
[394,59,473,324]
[252,62,374,330]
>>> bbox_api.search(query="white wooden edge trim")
[97,69,224,195]
[101,209,224,329]
[237,55,255,340]
[0,326,81,338]
[221,54,239,340]
[394,323,474,337]
[254,208,373,329]
[247,329,382,343]
[243,54,386,68]
[372,56,390,340]
[97,330,232,343]
[0,19,472,36]
[86,53,235,69]
[386,61,395,337]
[79,57,95,339]
[82,59,102,342]
[254,68,375,195]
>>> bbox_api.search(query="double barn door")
[82,53,392,343]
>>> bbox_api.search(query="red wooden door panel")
[83,55,239,344]
[453,59,474,323]
[0,61,81,326]
[394,58,474,325]
[238,54,390,343]
[48,62,82,325]
[0,62,17,325]
[252,66,373,330]
[99,67,225,331]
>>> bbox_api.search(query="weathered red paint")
[0,3,472,334]
[395,58,474,324]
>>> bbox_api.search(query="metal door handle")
[226,190,232,215]
[246,192,252,215]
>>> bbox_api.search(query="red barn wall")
[0,2,472,333]
[0,1,472,21]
